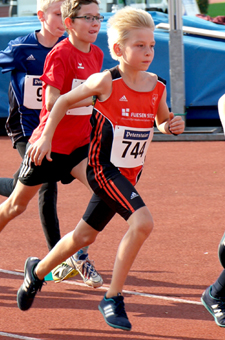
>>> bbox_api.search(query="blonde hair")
[107,6,155,61]
[37,0,63,12]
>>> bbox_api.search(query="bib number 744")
[110,125,154,168]
[122,140,147,159]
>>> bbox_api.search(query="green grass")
[207,2,225,17]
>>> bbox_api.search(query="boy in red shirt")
[0,0,105,288]
[17,7,184,331]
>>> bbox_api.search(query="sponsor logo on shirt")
[26,54,36,61]
[123,130,150,140]
[32,78,42,86]
[121,108,155,122]
[119,95,128,101]
[152,94,158,106]
[131,112,155,120]
[121,108,130,117]
[78,63,84,69]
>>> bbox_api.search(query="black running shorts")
[18,143,89,186]
[83,166,146,231]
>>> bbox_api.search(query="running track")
[0,136,225,340]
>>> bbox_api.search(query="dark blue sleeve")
[0,36,28,74]
[0,41,17,73]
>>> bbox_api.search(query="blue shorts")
[18,143,89,186]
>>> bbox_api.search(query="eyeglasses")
[71,15,104,22]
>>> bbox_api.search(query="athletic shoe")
[67,255,103,288]
[17,257,44,311]
[52,262,78,282]
[98,293,132,331]
[201,286,225,327]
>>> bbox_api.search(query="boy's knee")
[135,218,153,239]
[82,233,97,246]
[73,227,97,247]
[142,220,153,237]
[12,202,27,216]
[8,196,28,218]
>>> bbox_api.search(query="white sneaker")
[67,255,103,288]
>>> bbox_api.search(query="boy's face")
[42,1,65,38]
[120,28,155,71]
[69,3,101,45]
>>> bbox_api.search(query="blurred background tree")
[197,0,209,13]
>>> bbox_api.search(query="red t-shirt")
[29,38,103,154]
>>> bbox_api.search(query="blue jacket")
[0,30,66,147]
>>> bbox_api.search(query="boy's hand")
[168,112,185,135]
[27,137,52,166]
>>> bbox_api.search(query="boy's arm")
[0,43,16,73]
[0,36,28,73]
[27,72,107,165]
[45,85,91,112]
[45,85,60,112]
[218,94,225,135]
[155,89,185,135]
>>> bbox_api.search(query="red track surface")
[1,136,225,339]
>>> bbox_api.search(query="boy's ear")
[37,10,45,21]
[113,43,122,57]
[64,17,73,29]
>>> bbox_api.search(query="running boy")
[0,0,65,257]
[0,0,105,287]
[17,7,184,331]
[201,94,225,328]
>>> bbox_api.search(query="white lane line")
[0,332,42,340]
[0,268,202,306]
[63,280,203,305]
[0,269,23,276]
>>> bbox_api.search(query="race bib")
[23,75,42,109]
[110,125,154,168]
[66,79,93,116]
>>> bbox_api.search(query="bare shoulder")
[86,70,111,87]
[86,70,112,99]
[142,72,159,92]
[147,72,157,79]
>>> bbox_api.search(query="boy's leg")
[54,158,103,287]
[0,140,59,243]
[0,139,27,197]
[98,206,153,331]
[17,219,99,311]
[0,180,41,232]
[70,157,91,190]
[17,141,62,253]
[39,182,79,282]
[38,181,60,251]
[86,168,153,298]
[0,178,14,197]
[37,220,99,279]
[83,170,153,331]
[107,206,153,297]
